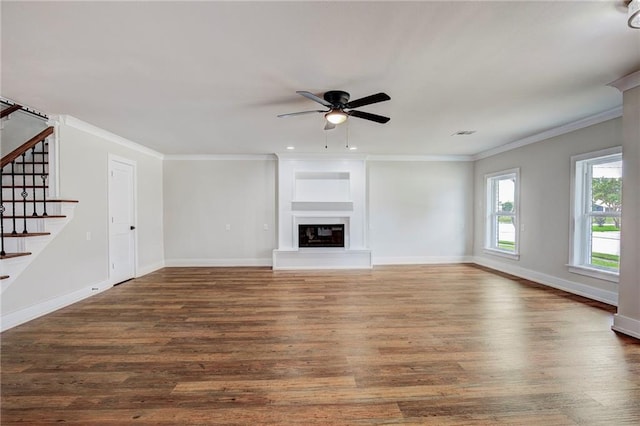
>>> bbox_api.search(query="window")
[485,169,519,259]
[570,148,622,281]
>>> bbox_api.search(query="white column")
[609,71,640,339]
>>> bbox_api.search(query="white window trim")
[484,168,520,260]
[567,265,619,283]
[568,146,622,281]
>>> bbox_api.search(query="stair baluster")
[31,146,38,217]
[10,162,17,235]
[21,152,28,233]
[0,185,5,256]
[41,143,48,217]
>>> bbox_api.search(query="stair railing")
[0,104,23,119]
[1,126,54,256]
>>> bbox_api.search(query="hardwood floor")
[1,265,639,425]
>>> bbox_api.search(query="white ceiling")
[2,1,639,156]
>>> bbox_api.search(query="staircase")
[1,109,78,293]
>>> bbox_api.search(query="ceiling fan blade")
[324,121,336,131]
[277,110,325,118]
[345,92,390,109]
[348,110,390,124]
[296,91,333,107]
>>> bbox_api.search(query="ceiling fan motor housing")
[324,90,350,107]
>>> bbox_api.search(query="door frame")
[108,154,138,283]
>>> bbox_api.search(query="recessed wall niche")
[294,171,350,201]
[292,171,353,211]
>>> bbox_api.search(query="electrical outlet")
[225,224,231,231]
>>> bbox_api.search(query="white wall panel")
[368,160,474,264]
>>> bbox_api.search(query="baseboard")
[373,255,473,265]
[473,256,618,306]
[1,279,113,332]
[612,314,640,339]
[164,258,272,267]
[137,260,166,277]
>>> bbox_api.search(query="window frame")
[568,147,622,282]
[484,168,520,260]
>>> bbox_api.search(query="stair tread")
[2,215,66,219]
[0,199,78,203]
[0,252,32,260]
[2,185,49,190]
[2,185,49,188]
[2,232,51,237]
[2,172,49,176]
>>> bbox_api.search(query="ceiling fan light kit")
[629,0,640,29]
[325,110,348,124]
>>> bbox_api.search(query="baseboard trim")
[137,260,166,277]
[1,279,113,332]
[374,256,473,265]
[612,314,640,340]
[473,257,618,306]
[164,258,272,267]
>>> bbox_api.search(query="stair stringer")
[1,202,77,294]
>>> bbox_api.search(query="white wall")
[368,160,474,264]
[0,109,48,156]
[1,118,165,319]
[163,159,276,265]
[473,118,623,304]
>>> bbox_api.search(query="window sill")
[484,248,520,260]
[567,265,619,283]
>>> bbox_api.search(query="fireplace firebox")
[298,224,345,248]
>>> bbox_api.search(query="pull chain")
[346,120,350,149]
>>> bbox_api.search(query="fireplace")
[298,224,345,248]
[272,154,371,269]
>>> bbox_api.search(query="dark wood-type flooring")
[1,265,639,425]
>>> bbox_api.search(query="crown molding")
[165,154,472,162]
[366,154,472,162]
[473,106,623,161]
[165,154,277,161]
[608,70,640,92]
[276,153,368,161]
[50,115,165,160]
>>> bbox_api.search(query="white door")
[108,157,136,284]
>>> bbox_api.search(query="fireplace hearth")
[298,224,345,248]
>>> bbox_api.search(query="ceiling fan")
[278,90,390,130]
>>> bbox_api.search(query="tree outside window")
[570,149,622,278]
